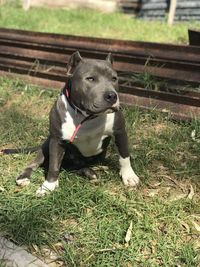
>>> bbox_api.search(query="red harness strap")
[69,124,81,143]
[65,87,95,143]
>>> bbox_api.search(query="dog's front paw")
[120,168,140,187]
[36,180,59,196]
[16,178,30,187]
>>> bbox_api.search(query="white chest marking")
[61,95,115,157]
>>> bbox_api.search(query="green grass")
[0,77,200,266]
[0,3,200,266]
[0,2,200,43]
[0,260,6,267]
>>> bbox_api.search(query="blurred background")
[22,0,200,23]
[0,0,199,44]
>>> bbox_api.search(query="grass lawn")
[0,2,200,43]
[0,79,200,266]
[0,3,200,267]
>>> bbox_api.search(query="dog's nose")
[104,91,117,104]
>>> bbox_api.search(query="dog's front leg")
[114,114,139,187]
[115,130,139,186]
[36,138,65,196]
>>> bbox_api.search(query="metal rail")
[0,28,199,120]
[188,29,200,46]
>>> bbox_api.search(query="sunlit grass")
[0,78,199,266]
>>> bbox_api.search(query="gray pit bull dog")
[11,52,140,196]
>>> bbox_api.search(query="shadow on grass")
[0,174,129,247]
[0,104,48,147]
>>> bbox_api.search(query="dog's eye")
[112,77,117,82]
[86,77,95,82]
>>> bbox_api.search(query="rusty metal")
[0,28,200,83]
[0,27,199,62]
[0,28,200,120]
[1,54,200,107]
[1,69,199,121]
[120,84,200,107]
[188,29,200,46]
[119,93,200,121]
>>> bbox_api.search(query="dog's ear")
[106,53,114,65]
[67,51,83,76]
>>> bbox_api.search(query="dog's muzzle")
[83,90,120,115]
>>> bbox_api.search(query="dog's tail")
[0,146,40,155]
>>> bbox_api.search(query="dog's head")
[66,51,119,115]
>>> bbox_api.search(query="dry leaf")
[191,130,196,141]
[191,129,200,143]
[150,182,161,188]
[193,240,200,250]
[53,242,64,250]
[190,214,200,220]
[150,240,157,254]
[123,262,133,267]
[96,248,117,253]
[164,187,171,193]
[187,185,195,200]
[178,220,190,233]
[131,208,143,218]
[55,260,65,267]
[191,220,200,232]
[96,244,123,253]
[63,233,75,244]
[147,189,160,197]
[48,263,59,267]
[168,192,187,202]
[125,221,133,244]
[119,195,127,202]
[84,207,93,215]
[14,187,22,193]
[41,247,59,263]
[41,247,52,256]
[0,186,5,192]
[60,219,78,226]
[32,244,39,252]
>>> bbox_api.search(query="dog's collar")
[62,82,96,143]
[63,82,87,116]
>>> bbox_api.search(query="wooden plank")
[168,0,177,26]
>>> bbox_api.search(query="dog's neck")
[62,80,88,117]
[61,80,97,143]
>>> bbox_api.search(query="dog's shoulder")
[112,110,126,134]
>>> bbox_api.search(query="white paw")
[120,169,140,187]
[16,178,30,187]
[36,180,59,196]
[119,156,140,187]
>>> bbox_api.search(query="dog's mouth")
[85,104,120,116]
[105,106,119,113]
